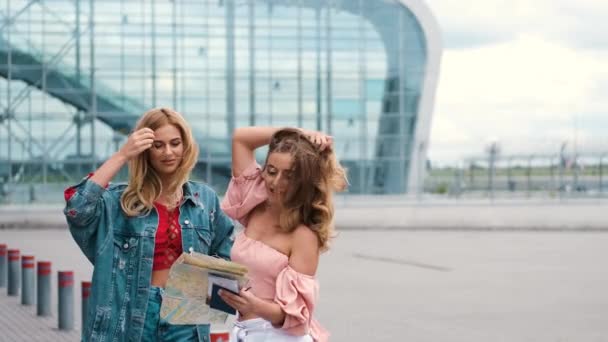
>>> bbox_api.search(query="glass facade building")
[0,0,441,203]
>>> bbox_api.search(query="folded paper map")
[159,251,249,325]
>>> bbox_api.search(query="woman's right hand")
[118,128,155,161]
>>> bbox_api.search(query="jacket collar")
[182,181,204,210]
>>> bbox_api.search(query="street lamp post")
[486,142,500,199]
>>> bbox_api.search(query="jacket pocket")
[112,234,140,270]
[192,226,212,254]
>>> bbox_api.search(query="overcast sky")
[424,0,608,165]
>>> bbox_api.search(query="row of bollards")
[2,243,230,340]
[0,243,90,332]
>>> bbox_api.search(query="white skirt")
[229,318,313,342]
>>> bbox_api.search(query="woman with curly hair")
[220,127,347,342]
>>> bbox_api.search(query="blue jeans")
[142,287,200,341]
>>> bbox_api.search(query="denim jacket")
[63,176,234,342]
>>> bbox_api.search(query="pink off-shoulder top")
[220,162,329,342]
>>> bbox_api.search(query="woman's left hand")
[300,129,333,152]
[218,288,259,316]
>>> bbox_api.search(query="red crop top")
[153,202,183,270]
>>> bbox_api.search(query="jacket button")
[184,219,190,225]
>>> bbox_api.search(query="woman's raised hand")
[300,129,333,152]
[118,128,155,161]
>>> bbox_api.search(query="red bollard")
[0,244,7,288]
[58,271,74,331]
[7,249,20,296]
[210,330,230,342]
[37,261,52,316]
[21,255,35,305]
[82,281,92,329]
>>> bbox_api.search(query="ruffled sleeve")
[274,266,330,342]
[220,162,267,226]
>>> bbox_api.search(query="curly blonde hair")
[120,108,198,216]
[265,128,348,251]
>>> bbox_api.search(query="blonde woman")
[219,127,347,342]
[63,108,234,341]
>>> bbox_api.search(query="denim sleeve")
[63,176,113,264]
[210,193,235,261]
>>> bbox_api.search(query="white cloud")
[427,0,608,49]
[425,0,608,164]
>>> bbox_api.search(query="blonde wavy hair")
[120,108,199,217]
[265,128,348,251]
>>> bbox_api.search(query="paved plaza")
[1,227,607,342]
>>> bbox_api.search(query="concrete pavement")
[1,229,607,341]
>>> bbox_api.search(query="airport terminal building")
[0,0,441,202]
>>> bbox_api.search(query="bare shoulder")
[289,225,320,276]
[292,225,320,250]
